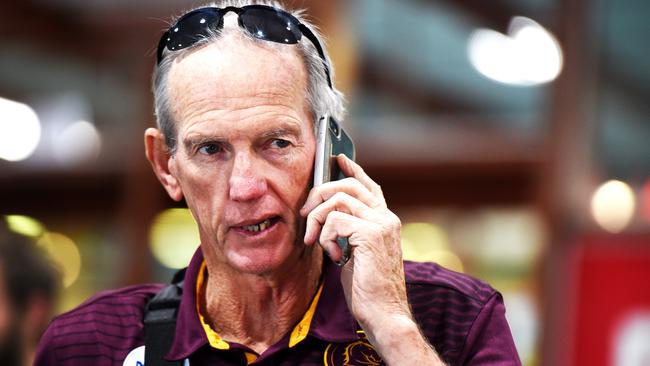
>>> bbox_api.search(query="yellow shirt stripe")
[289,281,324,348]
[244,352,258,364]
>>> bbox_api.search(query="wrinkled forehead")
[166,27,309,111]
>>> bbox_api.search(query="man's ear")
[144,128,184,201]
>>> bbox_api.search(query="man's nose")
[228,152,268,202]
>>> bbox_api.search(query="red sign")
[569,235,650,366]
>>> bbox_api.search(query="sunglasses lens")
[240,8,302,44]
[167,10,222,51]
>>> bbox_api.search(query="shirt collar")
[165,248,359,361]
[306,256,358,343]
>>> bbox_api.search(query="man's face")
[166,35,316,275]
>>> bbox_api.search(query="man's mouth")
[239,217,280,233]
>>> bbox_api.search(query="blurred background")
[1,0,649,365]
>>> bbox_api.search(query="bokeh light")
[37,232,82,288]
[53,120,102,165]
[401,222,464,272]
[4,214,46,237]
[468,16,563,86]
[591,180,636,233]
[0,97,41,161]
[149,208,200,269]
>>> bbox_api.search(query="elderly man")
[35,1,520,365]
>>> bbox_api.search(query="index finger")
[336,154,385,200]
[300,177,381,216]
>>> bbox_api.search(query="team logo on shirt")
[323,331,384,366]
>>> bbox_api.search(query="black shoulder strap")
[144,268,187,366]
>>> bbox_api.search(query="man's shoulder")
[50,283,165,333]
[403,261,503,364]
[54,283,165,323]
[404,260,495,304]
[35,283,165,365]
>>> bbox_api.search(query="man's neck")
[200,247,323,354]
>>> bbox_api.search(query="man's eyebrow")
[260,124,302,139]
[183,135,225,151]
[181,123,304,150]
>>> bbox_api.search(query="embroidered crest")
[323,331,384,366]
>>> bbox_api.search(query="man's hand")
[301,155,445,365]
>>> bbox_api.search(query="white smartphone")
[313,115,355,187]
[312,115,355,265]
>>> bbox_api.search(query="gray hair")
[152,0,346,153]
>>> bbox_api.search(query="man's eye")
[270,139,291,149]
[198,143,221,155]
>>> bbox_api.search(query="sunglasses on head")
[156,5,333,88]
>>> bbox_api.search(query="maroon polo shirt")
[35,248,520,365]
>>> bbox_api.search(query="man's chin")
[225,240,319,277]
[225,248,295,276]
